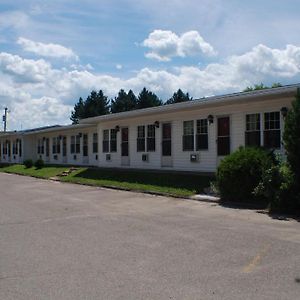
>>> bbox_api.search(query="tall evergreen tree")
[70,90,110,124]
[165,89,192,105]
[136,87,162,109]
[111,89,137,113]
[70,97,84,124]
[283,88,300,184]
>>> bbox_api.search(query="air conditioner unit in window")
[190,153,199,162]
[142,153,149,162]
[106,154,111,161]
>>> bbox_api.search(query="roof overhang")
[79,84,299,124]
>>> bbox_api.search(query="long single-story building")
[0,84,298,172]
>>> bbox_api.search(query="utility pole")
[3,107,8,132]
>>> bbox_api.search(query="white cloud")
[116,64,123,70]
[0,11,29,30]
[17,37,78,60]
[0,52,52,83]
[1,43,300,130]
[143,30,216,61]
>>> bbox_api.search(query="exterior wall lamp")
[207,115,214,125]
[281,107,288,118]
[115,125,120,132]
[154,121,160,128]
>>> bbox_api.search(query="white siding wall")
[0,95,293,172]
[96,96,292,172]
[34,127,97,166]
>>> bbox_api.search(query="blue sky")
[1,0,300,130]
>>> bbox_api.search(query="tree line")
[71,87,192,123]
[71,82,283,123]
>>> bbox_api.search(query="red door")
[217,117,230,156]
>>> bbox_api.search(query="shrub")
[283,88,300,184]
[34,159,44,169]
[216,147,273,203]
[254,163,299,213]
[23,159,33,168]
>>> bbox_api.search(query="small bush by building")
[254,162,298,212]
[23,159,33,168]
[34,159,44,169]
[216,147,273,203]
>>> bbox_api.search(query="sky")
[1,0,300,130]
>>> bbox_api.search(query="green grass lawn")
[62,168,214,197]
[0,164,69,179]
[0,164,214,197]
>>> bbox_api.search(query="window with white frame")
[93,133,98,153]
[245,113,261,147]
[71,136,75,154]
[137,125,145,152]
[12,140,18,155]
[102,130,109,153]
[110,129,117,152]
[37,138,42,154]
[264,111,281,149]
[52,137,57,154]
[183,120,194,151]
[196,119,208,150]
[75,135,80,153]
[147,125,156,151]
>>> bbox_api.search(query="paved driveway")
[0,173,299,300]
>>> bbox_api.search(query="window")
[264,112,281,149]
[45,138,49,156]
[93,133,98,153]
[52,137,57,154]
[71,136,75,154]
[37,138,42,154]
[3,141,8,155]
[19,140,22,157]
[62,136,67,157]
[7,141,11,156]
[137,126,145,152]
[12,140,18,155]
[196,119,208,150]
[75,135,80,153]
[102,130,109,153]
[147,125,156,151]
[52,137,61,154]
[83,134,88,156]
[57,137,61,154]
[110,129,117,152]
[183,120,194,151]
[37,138,44,154]
[245,114,261,147]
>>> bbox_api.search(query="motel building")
[0,84,298,173]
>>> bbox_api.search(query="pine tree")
[70,90,110,123]
[70,97,85,124]
[165,89,192,105]
[136,87,162,109]
[111,89,137,113]
[283,88,300,183]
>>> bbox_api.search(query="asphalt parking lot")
[0,173,299,300]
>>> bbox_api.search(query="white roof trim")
[79,84,299,124]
